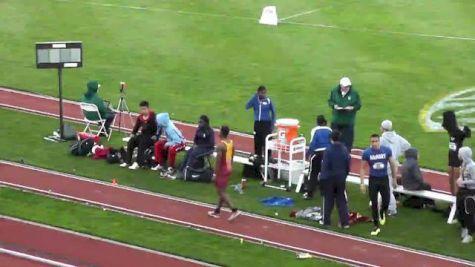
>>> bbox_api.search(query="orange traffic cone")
[112,178,118,186]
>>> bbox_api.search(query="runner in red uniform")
[208,126,241,221]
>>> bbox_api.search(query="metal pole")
[58,67,64,140]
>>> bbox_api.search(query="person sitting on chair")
[79,80,115,135]
[152,112,186,176]
[179,115,215,174]
[120,101,157,170]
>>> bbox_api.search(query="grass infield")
[1,0,475,169]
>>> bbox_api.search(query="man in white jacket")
[380,120,411,216]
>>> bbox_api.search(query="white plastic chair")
[79,102,112,140]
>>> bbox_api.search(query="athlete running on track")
[208,126,241,221]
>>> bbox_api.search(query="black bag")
[106,148,122,164]
[70,138,95,156]
[184,166,214,182]
[143,147,155,167]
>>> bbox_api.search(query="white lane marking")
[280,8,323,21]
[51,0,475,42]
[1,161,473,266]
[0,216,214,267]
[0,247,76,267]
[281,21,475,41]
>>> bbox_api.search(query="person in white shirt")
[380,120,411,216]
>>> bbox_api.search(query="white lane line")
[52,0,475,42]
[279,8,323,22]
[0,216,215,267]
[282,21,475,41]
[1,160,473,266]
[0,248,76,267]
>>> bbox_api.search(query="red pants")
[154,140,185,168]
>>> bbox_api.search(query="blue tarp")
[260,196,294,207]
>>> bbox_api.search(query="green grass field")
[0,188,338,267]
[1,0,475,169]
[1,108,474,262]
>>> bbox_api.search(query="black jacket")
[132,112,158,137]
[194,125,215,149]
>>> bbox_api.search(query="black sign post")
[36,41,82,140]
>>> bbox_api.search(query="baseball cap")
[339,77,352,87]
[381,120,393,131]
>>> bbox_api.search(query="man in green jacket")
[328,77,362,151]
[79,80,115,134]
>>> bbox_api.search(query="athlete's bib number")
[449,142,457,151]
[372,162,385,170]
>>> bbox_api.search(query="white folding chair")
[79,102,112,140]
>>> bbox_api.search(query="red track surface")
[0,87,450,193]
[0,162,472,267]
[0,216,205,267]
[0,253,50,267]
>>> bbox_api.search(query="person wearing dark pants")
[120,101,157,170]
[246,85,276,161]
[328,77,361,152]
[320,130,351,227]
[179,115,215,173]
[456,146,475,244]
[360,134,398,236]
[304,115,332,200]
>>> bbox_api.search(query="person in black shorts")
[442,111,471,195]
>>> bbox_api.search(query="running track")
[0,216,207,267]
[0,161,472,267]
[0,87,450,193]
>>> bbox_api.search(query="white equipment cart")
[263,119,306,191]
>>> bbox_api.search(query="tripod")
[114,92,134,134]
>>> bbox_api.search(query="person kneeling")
[152,112,186,176]
[320,130,350,228]
[120,101,157,170]
[401,148,435,208]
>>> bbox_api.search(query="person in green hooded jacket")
[327,77,362,151]
[79,80,116,134]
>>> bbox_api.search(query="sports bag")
[70,138,95,156]
[106,148,122,164]
[184,166,213,183]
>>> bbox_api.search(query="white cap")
[381,120,393,131]
[339,77,351,87]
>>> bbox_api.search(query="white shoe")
[128,162,139,170]
[462,235,473,244]
[388,210,397,216]
[228,211,241,222]
[151,164,163,171]
[119,163,128,168]
[461,228,469,239]
[207,211,220,218]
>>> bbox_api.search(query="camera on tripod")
[119,81,127,93]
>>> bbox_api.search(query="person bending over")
[456,147,475,244]
[208,126,241,221]
[380,120,411,216]
[401,148,435,208]
[152,113,186,176]
[79,80,116,135]
[245,85,276,161]
[304,115,332,200]
[179,115,215,173]
[120,101,157,170]
[319,130,350,228]
[442,111,471,195]
[360,134,398,236]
